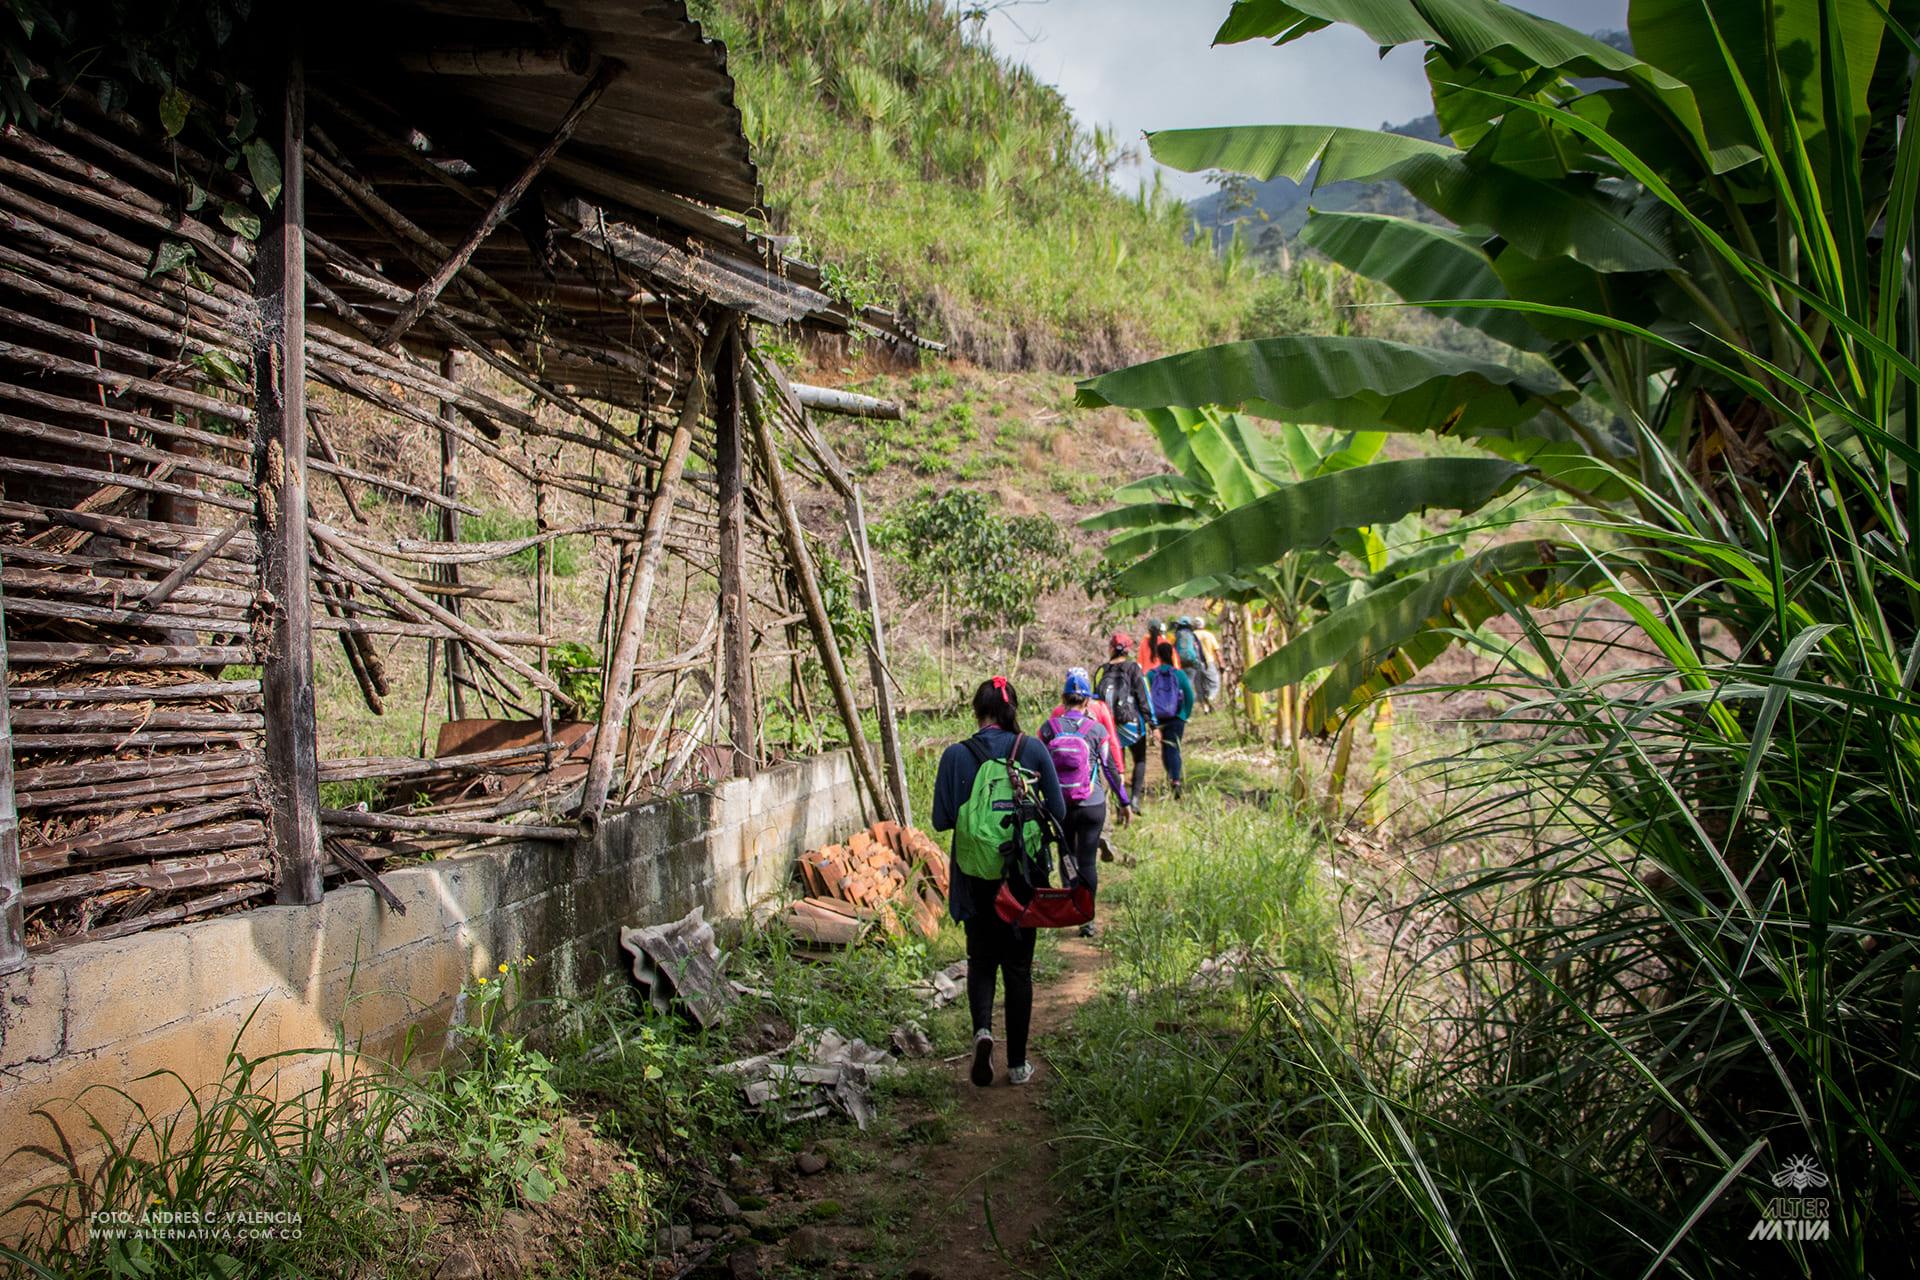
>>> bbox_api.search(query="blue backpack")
[1176,625,1202,666]
[1148,666,1183,720]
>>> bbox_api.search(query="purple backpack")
[1044,712,1097,804]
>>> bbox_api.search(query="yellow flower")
[476,975,489,986]
[498,962,509,974]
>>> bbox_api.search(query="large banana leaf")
[1632,0,1886,180]
[1248,540,1599,729]
[1149,123,1676,273]
[1118,456,1532,596]
[1075,335,1579,441]
[1298,211,1549,353]
[1078,502,1196,534]
[1183,412,1274,508]
[1216,0,1736,173]
[1111,473,1210,503]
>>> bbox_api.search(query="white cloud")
[966,0,1631,198]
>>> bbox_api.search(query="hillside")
[687,0,1241,371]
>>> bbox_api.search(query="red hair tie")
[991,675,1009,697]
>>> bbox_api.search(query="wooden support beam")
[715,323,755,778]
[790,382,904,421]
[0,552,22,975]
[849,484,911,827]
[743,371,894,825]
[580,326,725,819]
[378,61,619,348]
[256,49,323,906]
[438,349,469,720]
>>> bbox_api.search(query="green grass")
[688,0,1240,366]
[1042,736,1343,1276]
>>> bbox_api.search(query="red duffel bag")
[994,875,1095,929]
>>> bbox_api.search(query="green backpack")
[953,736,1044,881]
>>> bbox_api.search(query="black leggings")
[1126,735,1149,799]
[963,903,1037,1067]
[1064,801,1105,895]
[1158,716,1187,783]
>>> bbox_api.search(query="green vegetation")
[688,0,1239,366]
[4,918,975,1278]
[871,488,1075,672]
[1072,0,1920,1271]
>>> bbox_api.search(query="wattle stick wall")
[0,752,861,1215]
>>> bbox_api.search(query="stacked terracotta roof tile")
[784,821,950,946]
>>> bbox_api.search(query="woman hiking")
[1040,668,1133,939]
[1148,640,1196,800]
[931,677,1066,1088]
[1093,633,1154,811]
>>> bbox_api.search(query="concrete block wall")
[0,751,862,1216]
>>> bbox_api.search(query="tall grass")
[1045,760,1342,1275]
[688,0,1238,366]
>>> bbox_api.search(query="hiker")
[1047,665,1124,781]
[1094,632,1154,808]
[1137,619,1169,671]
[1194,617,1225,708]
[931,676,1066,1088]
[1175,616,1219,710]
[1148,640,1195,800]
[1040,668,1132,938]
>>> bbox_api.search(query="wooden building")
[0,0,922,964]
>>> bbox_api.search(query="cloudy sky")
[968,0,1631,198]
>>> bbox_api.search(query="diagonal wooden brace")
[378,60,621,349]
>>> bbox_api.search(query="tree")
[873,488,1074,677]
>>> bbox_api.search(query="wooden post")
[849,485,910,827]
[742,371,894,824]
[438,349,469,720]
[580,327,726,819]
[0,553,25,973]
[255,50,322,905]
[714,324,755,778]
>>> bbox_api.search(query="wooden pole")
[714,324,755,778]
[579,328,725,819]
[438,349,469,720]
[743,371,894,824]
[256,48,323,906]
[849,485,910,827]
[0,551,22,973]
[378,61,619,348]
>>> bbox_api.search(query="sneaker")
[1098,839,1115,863]
[970,1029,995,1087]
[1007,1061,1036,1086]
[1078,922,1097,938]
[1172,780,1184,801]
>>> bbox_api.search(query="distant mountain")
[1189,29,1632,254]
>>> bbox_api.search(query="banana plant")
[1078,0,1917,734]
[1084,405,1565,818]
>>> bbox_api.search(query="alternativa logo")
[1751,1155,1833,1242]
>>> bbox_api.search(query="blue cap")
[1177,615,1193,628]
[1063,667,1093,699]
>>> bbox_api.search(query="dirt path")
[772,932,1105,1280]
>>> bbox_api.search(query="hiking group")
[929,616,1226,1087]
